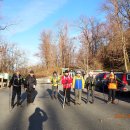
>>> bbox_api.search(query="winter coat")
[9,74,24,89]
[50,76,60,87]
[25,75,37,91]
[85,76,96,90]
[61,75,72,89]
[73,76,84,90]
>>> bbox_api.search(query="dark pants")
[27,89,33,103]
[87,89,94,102]
[63,88,71,103]
[87,86,95,102]
[12,87,21,104]
[108,89,116,101]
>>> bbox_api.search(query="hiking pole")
[63,88,67,109]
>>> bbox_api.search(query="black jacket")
[9,74,24,88]
[25,75,37,91]
[85,76,96,89]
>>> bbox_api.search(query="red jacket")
[61,75,72,89]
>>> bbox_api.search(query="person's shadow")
[28,107,48,130]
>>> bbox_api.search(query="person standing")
[25,70,37,104]
[50,71,60,99]
[73,71,85,105]
[61,70,72,106]
[107,70,118,104]
[8,70,24,107]
[85,72,96,104]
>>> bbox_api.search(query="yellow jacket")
[50,76,60,87]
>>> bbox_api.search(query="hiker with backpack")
[50,71,60,99]
[73,70,85,105]
[25,70,37,104]
[85,72,96,104]
[61,70,72,106]
[8,70,24,108]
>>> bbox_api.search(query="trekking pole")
[63,88,67,109]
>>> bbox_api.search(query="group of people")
[8,70,37,108]
[50,70,95,106]
[51,69,120,106]
[8,69,120,108]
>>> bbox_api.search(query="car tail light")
[122,74,128,85]
[103,74,107,79]
[122,87,128,91]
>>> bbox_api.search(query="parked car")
[95,72,109,91]
[95,72,130,92]
[120,73,130,92]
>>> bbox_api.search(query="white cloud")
[5,0,67,36]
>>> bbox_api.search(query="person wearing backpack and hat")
[107,70,117,104]
[8,70,24,108]
[25,70,37,104]
[61,70,72,106]
[73,70,85,105]
[50,71,60,99]
[85,72,96,104]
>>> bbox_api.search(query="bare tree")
[58,23,75,68]
[102,0,130,72]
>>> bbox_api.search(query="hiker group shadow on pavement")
[28,107,48,130]
[47,88,64,106]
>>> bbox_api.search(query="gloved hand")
[33,85,36,90]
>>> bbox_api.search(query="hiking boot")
[112,100,117,104]
[107,101,111,104]
[91,100,94,104]
[92,99,94,104]
[11,101,14,108]
[74,102,77,105]
[17,100,21,106]
[78,102,81,105]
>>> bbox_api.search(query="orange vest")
[108,83,117,89]
[108,74,117,89]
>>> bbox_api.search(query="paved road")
[0,78,130,130]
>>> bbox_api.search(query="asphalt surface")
[0,78,130,130]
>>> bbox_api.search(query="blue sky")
[0,0,104,65]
